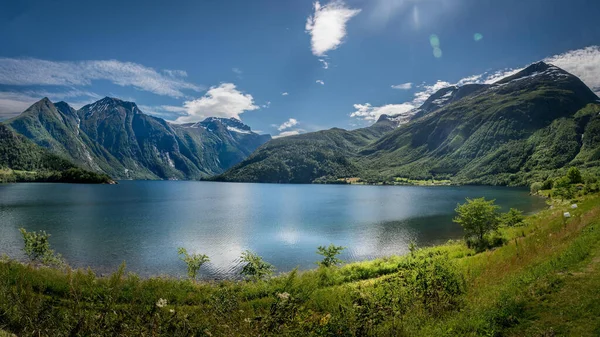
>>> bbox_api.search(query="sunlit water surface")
[0,181,546,279]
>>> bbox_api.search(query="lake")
[0,181,546,279]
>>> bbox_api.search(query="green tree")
[240,250,274,281]
[19,228,63,266]
[453,198,500,244]
[566,167,583,184]
[178,247,209,281]
[501,208,525,227]
[530,182,543,194]
[553,176,576,200]
[316,244,345,267]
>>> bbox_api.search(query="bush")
[316,244,345,267]
[240,250,274,281]
[177,247,209,281]
[566,167,583,184]
[19,228,64,267]
[502,208,525,227]
[530,182,543,194]
[541,178,554,190]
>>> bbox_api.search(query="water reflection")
[0,182,546,279]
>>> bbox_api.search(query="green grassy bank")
[1,194,600,336]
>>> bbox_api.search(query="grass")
[1,195,600,336]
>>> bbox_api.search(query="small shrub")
[541,178,554,190]
[566,167,583,184]
[502,208,525,227]
[177,247,209,281]
[19,228,64,267]
[316,244,345,267]
[530,182,543,194]
[240,250,274,281]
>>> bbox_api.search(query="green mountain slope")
[0,124,112,183]
[217,62,600,185]
[6,97,271,180]
[213,117,399,183]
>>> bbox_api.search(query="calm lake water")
[0,181,546,279]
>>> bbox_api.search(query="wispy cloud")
[282,92,289,96]
[391,82,412,90]
[316,80,325,85]
[273,129,305,139]
[319,59,330,69]
[174,83,258,123]
[0,58,202,98]
[262,101,271,108]
[545,45,600,95]
[350,103,415,122]
[306,1,361,57]
[277,118,299,131]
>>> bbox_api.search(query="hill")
[217,62,600,185]
[5,97,270,180]
[0,124,113,183]
[212,116,399,183]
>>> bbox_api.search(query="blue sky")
[0,0,599,137]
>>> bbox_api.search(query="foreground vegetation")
[2,187,600,335]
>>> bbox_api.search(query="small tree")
[553,176,576,200]
[453,198,500,244]
[316,244,345,267]
[19,228,63,266]
[501,208,525,227]
[530,182,543,194]
[566,167,583,184]
[178,247,209,282]
[240,250,274,281]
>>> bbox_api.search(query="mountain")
[212,115,400,183]
[0,124,113,183]
[5,97,271,180]
[216,62,600,185]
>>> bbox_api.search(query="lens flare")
[429,34,440,48]
[474,33,483,41]
[433,47,443,58]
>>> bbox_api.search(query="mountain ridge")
[4,97,271,180]
[216,61,600,185]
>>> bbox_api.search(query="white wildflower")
[156,298,168,308]
[277,292,290,301]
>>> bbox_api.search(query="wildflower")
[320,313,331,326]
[277,292,290,301]
[244,317,252,323]
[156,298,168,308]
[169,309,175,313]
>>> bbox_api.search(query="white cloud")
[413,80,453,105]
[278,118,299,131]
[0,58,202,98]
[391,82,412,90]
[232,68,243,75]
[262,101,271,108]
[305,1,361,57]
[319,59,330,69]
[350,102,415,121]
[174,83,258,123]
[316,80,325,85]
[282,92,289,96]
[545,45,600,95]
[273,129,305,139]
